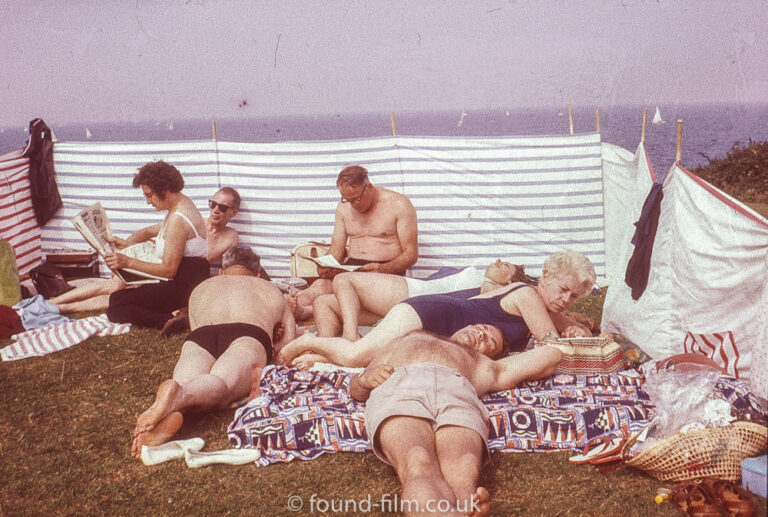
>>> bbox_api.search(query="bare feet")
[133,379,182,436]
[275,333,317,364]
[290,353,328,370]
[131,411,183,458]
[469,487,490,517]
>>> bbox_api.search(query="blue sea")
[2,104,767,174]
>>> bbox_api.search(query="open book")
[70,203,167,283]
[299,253,363,272]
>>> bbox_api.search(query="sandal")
[711,480,755,517]
[568,436,624,465]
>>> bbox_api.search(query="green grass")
[2,302,765,516]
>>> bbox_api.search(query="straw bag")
[536,336,625,375]
[625,422,768,482]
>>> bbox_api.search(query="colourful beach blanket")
[228,365,765,467]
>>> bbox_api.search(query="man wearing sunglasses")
[293,165,418,321]
[206,187,240,265]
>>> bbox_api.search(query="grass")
[2,294,766,516]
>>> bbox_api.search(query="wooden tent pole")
[595,108,600,132]
[676,119,683,163]
[212,119,218,141]
[390,112,397,136]
[641,109,647,143]
[568,104,574,135]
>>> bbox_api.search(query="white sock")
[140,437,205,466]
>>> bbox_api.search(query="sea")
[2,103,767,176]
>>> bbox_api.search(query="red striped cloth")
[0,149,42,275]
[0,313,131,361]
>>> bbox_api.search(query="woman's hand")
[106,235,130,249]
[562,325,592,338]
[104,252,131,271]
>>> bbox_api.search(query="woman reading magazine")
[100,161,210,329]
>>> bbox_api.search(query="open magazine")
[70,203,167,283]
[299,253,363,272]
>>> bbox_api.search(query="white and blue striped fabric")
[44,133,606,280]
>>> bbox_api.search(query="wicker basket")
[625,422,768,482]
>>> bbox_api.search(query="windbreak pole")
[568,104,574,135]
[390,112,397,136]
[595,108,600,132]
[212,119,221,187]
[676,119,683,163]
[641,109,648,143]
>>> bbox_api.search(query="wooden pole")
[212,119,218,141]
[641,109,647,143]
[595,108,600,132]
[390,112,397,136]
[676,119,683,163]
[568,104,574,135]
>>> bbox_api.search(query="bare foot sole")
[131,411,184,458]
[276,333,317,364]
[290,353,328,370]
[133,379,182,436]
[470,486,491,517]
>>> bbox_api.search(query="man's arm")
[484,346,563,394]
[359,197,418,275]
[273,302,297,357]
[317,205,349,279]
[548,311,592,337]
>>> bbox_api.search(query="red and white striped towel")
[1,314,131,361]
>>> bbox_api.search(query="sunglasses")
[208,199,233,213]
[340,182,368,204]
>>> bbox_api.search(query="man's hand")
[273,322,285,343]
[316,265,340,279]
[359,364,394,390]
[357,262,381,273]
[350,364,394,401]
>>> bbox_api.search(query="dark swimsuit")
[186,323,273,363]
[403,284,533,352]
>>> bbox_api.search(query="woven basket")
[625,422,768,482]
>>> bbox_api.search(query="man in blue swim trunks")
[131,246,296,458]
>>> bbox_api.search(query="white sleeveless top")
[155,212,208,259]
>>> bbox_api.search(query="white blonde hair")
[541,250,596,296]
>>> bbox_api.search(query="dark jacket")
[22,118,62,225]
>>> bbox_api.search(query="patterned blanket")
[228,365,763,467]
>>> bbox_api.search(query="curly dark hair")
[132,161,184,196]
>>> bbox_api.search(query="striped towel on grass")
[1,314,131,361]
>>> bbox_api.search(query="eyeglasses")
[340,182,368,204]
[208,199,233,213]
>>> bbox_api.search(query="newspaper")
[70,203,166,283]
[300,253,362,272]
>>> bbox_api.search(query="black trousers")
[107,257,210,329]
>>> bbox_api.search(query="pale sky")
[3,0,767,126]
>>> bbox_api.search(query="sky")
[2,0,768,126]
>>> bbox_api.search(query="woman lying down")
[277,250,596,369]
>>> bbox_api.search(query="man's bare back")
[189,275,285,333]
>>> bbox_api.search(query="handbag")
[536,336,626,375]
[29,263,74,299]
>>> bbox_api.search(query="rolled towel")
[141,437,205,466]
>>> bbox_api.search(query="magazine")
[70,203,167,283]
[299,253,362,272]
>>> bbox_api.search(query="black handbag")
[29,263,74,299]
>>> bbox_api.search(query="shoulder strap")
[172,212,202,238]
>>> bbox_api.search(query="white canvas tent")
[602,154,768,400]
